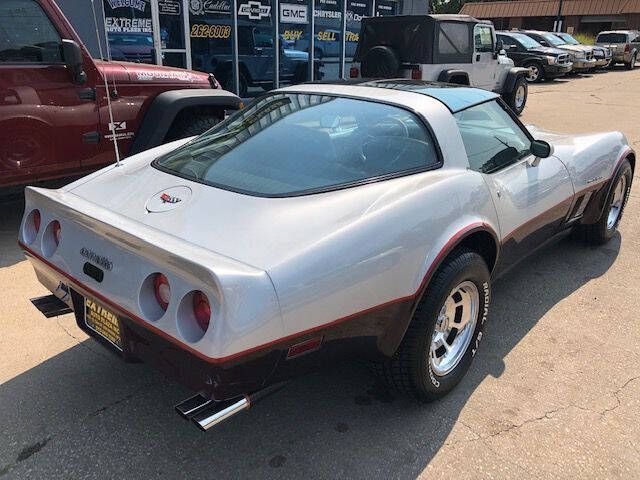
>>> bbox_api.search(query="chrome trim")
[192,397,250,431]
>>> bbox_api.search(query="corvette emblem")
[160,193,181,204]
[80,247,113,271]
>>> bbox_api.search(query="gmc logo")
[280,3,307,24]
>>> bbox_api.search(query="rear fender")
[129,89,243,155]
[437,69,470,85]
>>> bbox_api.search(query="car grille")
[586,51,594,60]
[558,54,569,64]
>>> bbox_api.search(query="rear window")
[155,93,440,196]
[596,33,627,43]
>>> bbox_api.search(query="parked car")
[496,31,573,82]
[351,15,530,114]
[107,32,155,64]
[519,30,596,72]
[0,0,242,189]
[21,80,634,430]
[595,30,640,69]
[553,31,611,70]
[190,25,322,97]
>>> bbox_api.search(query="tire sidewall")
[509,77,527,115]
[414,254,490,397]
[600,160,633,239]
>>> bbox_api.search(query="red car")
[0,0,242,189]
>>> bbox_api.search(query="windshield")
[596,33,627,43]
[540,33,565,46]
[556,33,579,44]
[510,33,542,49]
[155,93,440,196]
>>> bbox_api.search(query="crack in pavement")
[0,438,50,478]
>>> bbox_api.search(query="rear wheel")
[525,61,543,83]
[505,76,528,115]
[372,248,490,401]
[574,159,632,245]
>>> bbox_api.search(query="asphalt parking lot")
[1,67,640,479]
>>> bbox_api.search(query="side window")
[500,36,517,50]
[474,25,494,52]
[454,100,532,174]
[0,0,62,63]
[438,22,470,56]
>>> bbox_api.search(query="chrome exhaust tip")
[192,396,250,431]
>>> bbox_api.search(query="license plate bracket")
[84,297,123,351]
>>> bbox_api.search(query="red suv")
[0,0,242,189]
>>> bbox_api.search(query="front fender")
[129,89,242,155]
[504,67,530,93]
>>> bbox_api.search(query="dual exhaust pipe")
[175,382,287,431]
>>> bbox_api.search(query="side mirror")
[529,139,553,166]
[495,39,504,52]
[62,39,86,84]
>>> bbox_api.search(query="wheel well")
[164,105,225,142]
[457,231,498,273]
[448,74,470,85]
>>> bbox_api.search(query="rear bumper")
[612,53,630,63]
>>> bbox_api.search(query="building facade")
[460,0,640,35]
[56,0,427,97]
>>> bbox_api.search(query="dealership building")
[460,0,640,34]
[55,0,427,96]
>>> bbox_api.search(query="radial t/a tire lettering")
[372,247,491,402]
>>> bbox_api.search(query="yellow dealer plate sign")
[85,298,123,351]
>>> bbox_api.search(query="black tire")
[524,61,544,83]
[573,159,632,245]
[166,107,223,141]
[504,76,528,115]
[220,71,248,97]
[626,53,637,70]
[371,247,491,402]
[360,45,400,78]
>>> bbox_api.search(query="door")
[152,0,190,69]
[472,24,496,90]
[454,99,574,273]
[0,0,99,186]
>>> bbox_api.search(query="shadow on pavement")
[0,233,621,478]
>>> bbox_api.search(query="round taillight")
[193,291,211,332]
[153,273,170,310]
[33,209,41,233]
[52,221,61,245]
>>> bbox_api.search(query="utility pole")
[554,0,564,32]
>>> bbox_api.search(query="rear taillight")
[193,291,211,332]
[350,66,359,78]
[52,221,61,245]
[411,67,422,80]
[33,209,41,233]
[153,274,170,310]
[625,44,630,53]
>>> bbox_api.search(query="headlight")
[546,56,557,64]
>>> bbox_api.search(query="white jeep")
[350,15,530,114]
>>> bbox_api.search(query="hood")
[283,48,309,60]
[66,140,451,271]
[557,44,592,54]
[94,60,211,86]
[527,46,567,56]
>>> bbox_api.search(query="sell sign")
[280,3,308,24]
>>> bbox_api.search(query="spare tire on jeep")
[361,46,400,78]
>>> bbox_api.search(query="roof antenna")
[91,0,121,167]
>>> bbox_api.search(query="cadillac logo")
[80,248,113,271]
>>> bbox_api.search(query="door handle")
[476,54,480,61]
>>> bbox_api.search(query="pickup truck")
[0,0,242,189]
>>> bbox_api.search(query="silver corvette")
[20,80,634,430]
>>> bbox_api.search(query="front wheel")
[573,159,632,245]
[525,62,543,83]
[505,76,528,115]
[372,248,491,402]
[626,54,637,70]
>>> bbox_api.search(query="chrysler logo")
[80,248,113,271]
[160,193,181,204]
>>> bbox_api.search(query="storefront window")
[314,0,343,80]
[345,0,370,74]
[103,0,155,63]
[376,0,401,16]
[279,1,315,84]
